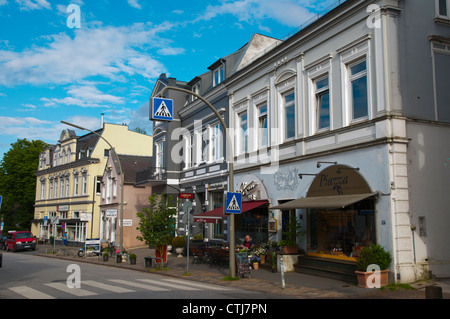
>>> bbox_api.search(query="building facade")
[33,123,153,246]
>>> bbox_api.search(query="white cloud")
[194,0,334,28]
[41,85,124,108]
[127,0,141,9]
[0,23,174,86]
[15,0,51,10]
[157,47,186,56]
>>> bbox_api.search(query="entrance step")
[294,255,358,284]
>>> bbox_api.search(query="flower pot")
[175,247,184,257]
[116,254,122,263]
[102,255,109,262]
[253,262,259,270]
[259,255,266,264]
[129,258,136,265]
[355,270,389,288]
[281,245,298,254]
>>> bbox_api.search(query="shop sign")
[179,193,194,199]
[120,219,133,227]
[57,205,69,212]
[106,209,117,218]
[80,212,91,221]
[307,165,371,197]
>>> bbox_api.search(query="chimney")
[100,113,104,128]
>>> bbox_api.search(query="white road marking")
[137,279,200,291]
[108,279,169,291]
[82,280,135,293]
[9,286,55,299]
[45,282,98,297]
[162,278,232,291]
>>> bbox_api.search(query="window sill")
[435,17,450,26]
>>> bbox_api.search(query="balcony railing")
[135,167,167,186]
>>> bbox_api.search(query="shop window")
[307,199,375,259]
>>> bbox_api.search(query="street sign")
[225,192,242,214]
[0,195,2,210]
[182,200,193,215]
[152,97,173,121]
[179,193,194,199]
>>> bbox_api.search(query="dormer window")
[213,66,224,87]
[192,83,200,101]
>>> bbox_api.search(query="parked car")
[5,231,36,252]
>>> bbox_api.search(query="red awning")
[193,199,269,224]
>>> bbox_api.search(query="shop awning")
[271,192,378,210]
[193,199,269,224]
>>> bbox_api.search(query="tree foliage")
[0,138,48,231]
[136,193,177,269]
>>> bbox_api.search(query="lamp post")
[157,86,237,278]
[61,121,125,253]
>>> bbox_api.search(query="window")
[192,83,200,101]
[258,104,268,148]
[73,175,79,196]
[113,179,117,198]
[49,180,53,199]
[284,91,296,139]
[40,181,46,200]
[349,60,368,120]
[65,177,70,197]
[54,179,58,198]
[81,174,87,195]
[186,133,195,168]
[60,178,64,198]
[210,123,222,162]
[437,0,450,18]
[213,66,224,86]
[315,76,330,131]
[239,112,248,154]
[156,141,164,173]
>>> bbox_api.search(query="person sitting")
[243,234,255,250]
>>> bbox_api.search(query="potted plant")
[172,236,186,257]
[253,245,267,264]
[102,251,109,262]
[250,255,260,270]
[279,214,305,254]
[270,251,277,273]
[355,244,392,288]
[129,253,137,265]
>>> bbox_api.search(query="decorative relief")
[274,167,298,191]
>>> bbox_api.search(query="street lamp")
[157,86,237,278]
[61,121,125,253]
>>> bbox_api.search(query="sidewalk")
[37,243,450,299]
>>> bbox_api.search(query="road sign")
[182,200,193,215]
[152,97,173,121]
[226,192,242,214]
[0,195,2,210]
[179,193,194,199]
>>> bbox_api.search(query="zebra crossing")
[8,277,234,299]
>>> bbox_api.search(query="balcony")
[135,167,167,186]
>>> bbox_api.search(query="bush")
[129,253,136,260]
[172,236,186,248]
[356,244,392,271]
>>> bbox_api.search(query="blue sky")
[0,0,338,159]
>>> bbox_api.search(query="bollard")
[425,286,443,299]
[279,255,285,289]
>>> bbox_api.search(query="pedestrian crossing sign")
[225,192,242,214]
[152,97,173,121]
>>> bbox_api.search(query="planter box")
[281,245,298,254]
[355,270,389,288]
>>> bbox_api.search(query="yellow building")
[32,123,153,245]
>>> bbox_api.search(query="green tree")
[0,138,47,231]
[136,193,177,269]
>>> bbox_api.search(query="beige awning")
[271,192,378,210]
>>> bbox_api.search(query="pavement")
[36,243,450,299]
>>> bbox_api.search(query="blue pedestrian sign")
[152,97,173,121]
[0,195,2,210]
[225,192,242,214]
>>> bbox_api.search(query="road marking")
[109,279,170,291]
[82,280,135,293]
[45,282,98,297]
[9,286,55,299]
[162,278,232,291]
[137,279,200,291]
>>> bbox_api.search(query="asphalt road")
[0,250,276,301]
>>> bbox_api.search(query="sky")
[0,0,339,160]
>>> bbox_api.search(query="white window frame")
[65,177,70,198]
[192,83,200,101]
[40,180,46,200]
[252,88,270,150]
[239,111,248,154]
[81,173,87,196]
[339,39,372,126]
[156,141,164,173]
[257,103,268,149]
[49,179,54,199]
[437,0,450,19]
[307,56,332,135]
[73,174,79,196]
[213,66,224,87]
[210,123,222,163]
[276,72,297,142]
[282,90,296,140]
[185,133,195,169]
[54,178,58,198]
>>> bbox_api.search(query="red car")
[5,231,36,252]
